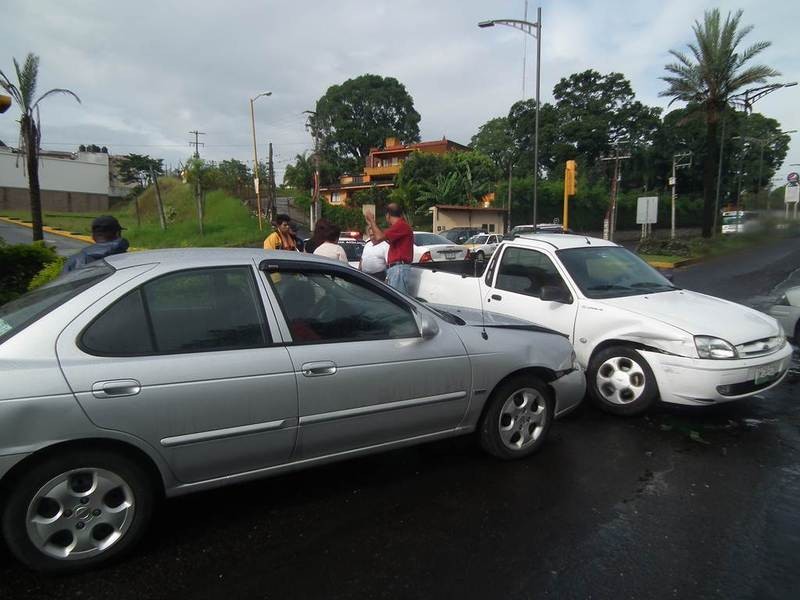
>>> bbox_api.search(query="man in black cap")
[62,215,130,273]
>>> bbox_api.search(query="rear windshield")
[414,233,452,246]
[339,242,364,261]
[0,261,114,345]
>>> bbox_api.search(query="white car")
[409,234,792,416]
[413,232,468,263]
[769,286,800,342]
[463,233,504,261]
[338,238,365,269]
[721,211,761,235]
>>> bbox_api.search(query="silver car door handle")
[91,380,142,398]
[301,361,337,377]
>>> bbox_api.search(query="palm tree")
[660,9,777,237]
[0,54,80,241]
[415,172,464,215]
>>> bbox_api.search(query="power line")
[188,130,206,157]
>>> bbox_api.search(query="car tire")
[475,251,485,262]
[479,375,554,460]
[1,450,155,574]
[587,346,658,416]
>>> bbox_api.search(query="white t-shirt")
[314,241,348,263]
[360,241,389,273]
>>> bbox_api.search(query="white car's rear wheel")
[587,346,658,416]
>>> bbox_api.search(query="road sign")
[786,184,800,204]
[788,172,799,184]
[636,196,658,224]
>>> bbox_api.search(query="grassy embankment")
[0,178,265,249]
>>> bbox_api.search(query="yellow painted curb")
[643,256,702,269]
[0,216,93,243]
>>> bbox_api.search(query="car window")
[414,233,452,246]
[81,266,270,356]
[495,247,567,298]
[269,270,419,344]
[340,242,364,262]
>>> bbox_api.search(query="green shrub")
[27,257,67,291]
[0,242,58,304]
[636,238,692,257]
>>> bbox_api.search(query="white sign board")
[785,184,799,204]
[636,196,659,224]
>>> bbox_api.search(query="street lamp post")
[479,8,542,227]
[250,91,272,231]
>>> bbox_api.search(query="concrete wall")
[432,208,506,234]
[0,148,110,212]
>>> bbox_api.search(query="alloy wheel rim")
[25,468,135,560]
[596,356,646,404]
[498,387,546,450]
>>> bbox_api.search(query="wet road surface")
[0,219,86,256]
[1,237,799,600]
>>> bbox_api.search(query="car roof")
[103,248,326,269]
[508,234,619,250]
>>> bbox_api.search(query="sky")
[1,0,798,185]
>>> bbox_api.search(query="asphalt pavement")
[1,237,799,600]
[0,219,87,256]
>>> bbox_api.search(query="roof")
[510,234,619,250]
[369,138,468,155]
[104,248,336,269]
[433,205,506,212]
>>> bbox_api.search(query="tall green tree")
[118,153,164,188]
[310,74,421,168]
[660,8,778,237]
[470,117,515,173]
[0,53,80,241]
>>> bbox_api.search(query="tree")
[0,53,80,241]
[282,152,338,192]
[470,117,515,172]
[310,74,421,166]
[660,9,778,237]
[414,172,464,215]
[118,153,164,188]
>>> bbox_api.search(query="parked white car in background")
[409,234,792,416]
[413,232,468,263]
[769,286,800,342]
[463,233,504,261]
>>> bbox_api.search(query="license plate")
[444,252,455,260]
[754,362,781,385]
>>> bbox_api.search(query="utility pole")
[188,130,205,158]
[599,146,630,241]
[249,92,272,231]
[267,142,276,224]
[149,166,167,231]
[507,162,513,233]
[670,152,692,239]
[304,110,321,230]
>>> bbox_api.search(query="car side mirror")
[540,285,572,304]
[417,311,440,339]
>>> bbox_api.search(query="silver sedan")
[0,249,585,572]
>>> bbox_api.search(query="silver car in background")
[0,249,584,573]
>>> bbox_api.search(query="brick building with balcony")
[321,136,468,205]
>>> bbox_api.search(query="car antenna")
[585,236,592,245]
[476,259,488,340]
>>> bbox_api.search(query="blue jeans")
[386,264,411,295]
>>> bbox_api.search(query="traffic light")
[0,94,11,114]
[565,160,577,196]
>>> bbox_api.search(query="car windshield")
[414,233,452,246]
[722,215,741,225]
[557,247,675,299]
[466,235,488,244]
[0,261,114,345]
[339,242,364,261]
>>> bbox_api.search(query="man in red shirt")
[365,203,413,294]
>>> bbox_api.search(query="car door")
[262,262,471,459]
[486,245,579,339]
[57,263,299,483]
[487,235,502,255]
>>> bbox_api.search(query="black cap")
[91,215,124,233]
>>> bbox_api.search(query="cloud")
[1,0,796,183]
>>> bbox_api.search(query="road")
[1,237,799,600]
[0,219,86,256]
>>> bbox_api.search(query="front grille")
[735,336,784,358]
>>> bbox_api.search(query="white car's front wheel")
[587,346,659,416]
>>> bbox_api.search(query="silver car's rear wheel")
[2,451,154,573]
[26,468,136,560]
[479,375,553,460]
[498,387,547,450]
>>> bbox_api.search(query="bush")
[28,257,67,291]
[0,242,59,304]
[636,238,692,257]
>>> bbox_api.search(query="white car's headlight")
[695,336,737,359]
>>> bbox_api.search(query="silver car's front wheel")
[479,375,554,460]
[2,451,154,573]
[26,468,136,560]
[498,387,547,450]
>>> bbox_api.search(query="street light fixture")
[250,91,272,231]
[478,9,542,227]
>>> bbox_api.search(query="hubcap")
[498,387,547,450]
[596,356,646,404]
[25,468,135,560]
